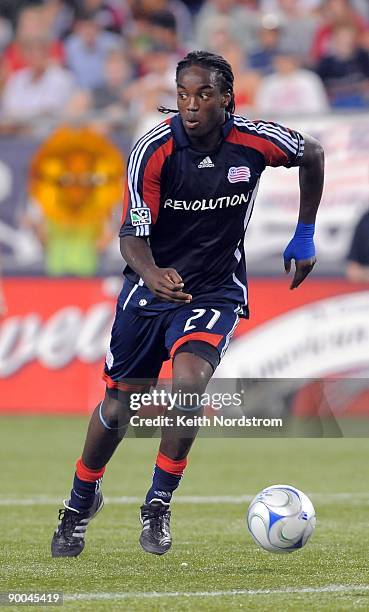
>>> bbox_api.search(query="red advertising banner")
[0,277,368,414]
[0,278,115,414]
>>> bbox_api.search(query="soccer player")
[51,51,324,557]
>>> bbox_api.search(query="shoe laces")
[142,504,171,537]
[57,508,83,536]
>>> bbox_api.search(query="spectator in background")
[352,0,369,21]
[0,0,25,27]
[180,0,203,14]
[273,0,320,64]
[123,43,177,141]
[195,0,260,53]
[80,47,133,131]
[0,15,12,53]
[91,48,133,111]
[147,9,186,56]
[255,50,330,113]
[203,20,261,113]
[346,208,369,282]
[2,36,78,123]
[132,0,193,46]
[248,15,283,75]
[128,6,185,77]
[311,0,368,62]
[82,0,126,34]
[221,43,261,114]
[316,24,369,108]
[3,5,65,79]
[65,7,122,90]
[42,0,76,41]
[196,13,236,54]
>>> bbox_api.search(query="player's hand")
[283,222,316,289]
[284,257,316,290]
[143,267,192,303]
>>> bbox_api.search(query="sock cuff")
[76,457,106,482]
[156,452,188,475]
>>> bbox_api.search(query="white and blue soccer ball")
[247,484,316,553]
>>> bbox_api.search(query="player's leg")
[158,351,213,460]
[80,387,133,470]
[51,285,167,558]
[139,302,239,555]
[51,384,150,558]
[139,351,214,555]
[51,388,138,558]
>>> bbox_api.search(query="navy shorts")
[103,280,240,391]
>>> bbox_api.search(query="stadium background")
[0,0,368,413]
[1,3,369,609]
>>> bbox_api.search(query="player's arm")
[284,133,325,289]
[120,130,192,303]
[120,236,192,303]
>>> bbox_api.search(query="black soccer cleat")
[139,499,172,555]
[51,491,104,558]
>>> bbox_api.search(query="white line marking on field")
[1,493,369,507]
[64,585,369,602]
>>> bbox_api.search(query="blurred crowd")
[0,0,368,137]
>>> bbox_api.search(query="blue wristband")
[283,222,315,262]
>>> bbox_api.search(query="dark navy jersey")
[119,113,304,316]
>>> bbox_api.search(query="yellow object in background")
[29,125,125,228]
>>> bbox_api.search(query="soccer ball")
[247,484,316,553]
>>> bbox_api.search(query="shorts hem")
[102,372,153,392]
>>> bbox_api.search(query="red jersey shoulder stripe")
[121,122,172,226]
[143,136,174,223]
[226,124,289,167]
[229,115,304,167]
[234,115,301,154]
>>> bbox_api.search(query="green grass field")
[1,416,369,611]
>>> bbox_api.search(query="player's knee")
[172,373,207,400]
[99,395,131,431]
[173,368,209,397]
[173,352,212,396]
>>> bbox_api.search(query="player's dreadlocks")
[158,50,235,115]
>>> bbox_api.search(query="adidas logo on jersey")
[198,156,214,168]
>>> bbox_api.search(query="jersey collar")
[170,113,234,149]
